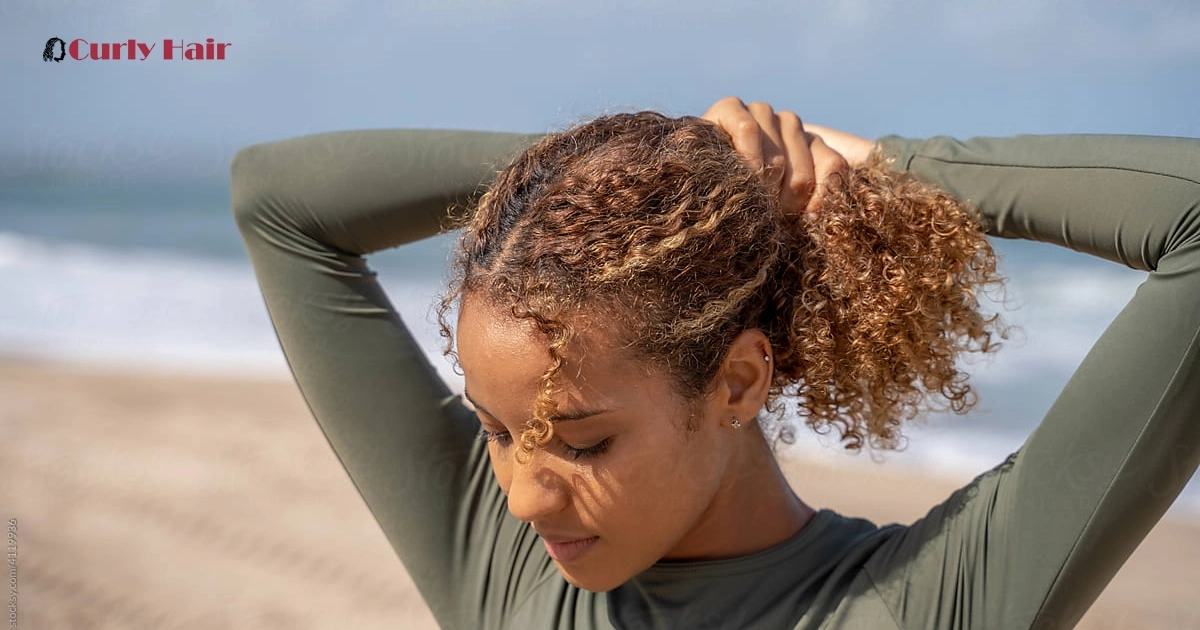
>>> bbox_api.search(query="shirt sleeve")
[230,129,554,630]
[864,134,1200,630]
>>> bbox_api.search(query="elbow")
[1154,197,1200,274]
[1185,198,1200,248]
[229,142,275,234]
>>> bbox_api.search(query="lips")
[538,532,599,563]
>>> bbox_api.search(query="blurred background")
[2,1,1200,628]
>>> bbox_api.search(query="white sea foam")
[0,231,456,382]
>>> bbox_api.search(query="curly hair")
[437,111,1006,456]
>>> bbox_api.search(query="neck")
[662,426,815,561]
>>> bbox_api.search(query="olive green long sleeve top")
[232,129,1200,630]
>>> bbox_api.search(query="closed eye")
[479,428,513,447]
[467,393,613,461]
[480,427,611,461]
[560,437,612,460]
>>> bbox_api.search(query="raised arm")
[866,134,1200,630]
[230,129,544,629]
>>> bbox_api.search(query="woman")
[232,97,1200,629]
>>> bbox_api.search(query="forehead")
[455,296,651,412]
[456,297,546,371]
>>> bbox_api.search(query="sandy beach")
[2,357,1198,629]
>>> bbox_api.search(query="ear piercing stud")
[729,357,768,429]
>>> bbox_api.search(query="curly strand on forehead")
[437,111,1007,456]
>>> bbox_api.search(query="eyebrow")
[463,390,613,423]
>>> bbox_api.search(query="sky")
[2,0,1199,186]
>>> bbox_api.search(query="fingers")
[702,96,846,219]
[777,110,815,214]
[805,132,851,216]
[746,101,787,191]
[702,97,766,171]
[801,124,874,168]
[703,97,809,200]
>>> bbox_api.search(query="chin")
[554,563,630,593]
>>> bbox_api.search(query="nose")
[504,453,569,524]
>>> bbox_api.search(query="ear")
[712,329,774,426]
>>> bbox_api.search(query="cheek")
[585,436,722,520]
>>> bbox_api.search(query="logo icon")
[43,37,66,62]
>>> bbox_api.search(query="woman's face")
[456,295,734,592]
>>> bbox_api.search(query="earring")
[730,417,742,429]
[764,355,771,362]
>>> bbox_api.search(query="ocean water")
[2,184,1197,516]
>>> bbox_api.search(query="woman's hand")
[801,123,875,169]
[701,97,856,219]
